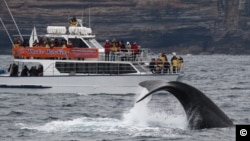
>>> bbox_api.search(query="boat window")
[55,62,137,74]
[75,63,88,73]
[68,38,88,48]
[97,63,110,74]
[56,62,76,73]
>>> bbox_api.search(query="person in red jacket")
[131,42,139,61]
[104,40,111,61]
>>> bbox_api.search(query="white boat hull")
[0,74,182,94]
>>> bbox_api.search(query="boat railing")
[98,48,152,63]
[43,62,148,76]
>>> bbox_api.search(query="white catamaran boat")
[0,17,184,94]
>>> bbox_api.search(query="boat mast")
[88,5,91,28]
[0,18,14,46]
[4,0,23,41]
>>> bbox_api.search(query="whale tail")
[136,80,233,129]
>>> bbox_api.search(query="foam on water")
[18,117,123,133]
[122,88,188,130]
[17,117,187,138]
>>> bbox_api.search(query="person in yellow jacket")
[159,53,168,63]
[110,40,117,61]
[171,52,178,73]
[156,58,165,73]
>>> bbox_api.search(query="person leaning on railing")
[171,52,184,73]
[131,42,139,61]
[177,56,184,72]
[156,58,164,73]
[171,52,178,73]
[159,53,168,63]
[110,40,117,61]
[149,58,156,73]
[104,40,111,61]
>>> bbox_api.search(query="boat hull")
[0,74,182,94]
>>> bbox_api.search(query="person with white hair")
[125,41,132,60]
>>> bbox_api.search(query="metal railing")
[98,48,152,63]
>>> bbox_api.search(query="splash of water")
[122,87,188,130]
[18,117,123,133]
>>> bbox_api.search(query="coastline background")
[1,0,250,55]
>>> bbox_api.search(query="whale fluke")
[137,80,233,129]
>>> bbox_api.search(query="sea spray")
[122,88,188,130]
[122,88,152,127]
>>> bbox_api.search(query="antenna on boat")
[0,18,14,46]
[81,10,84,24]
[4,0,23,41]
[88,5,91,28]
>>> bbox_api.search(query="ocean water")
[0,55,250,141]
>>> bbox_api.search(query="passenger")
[33,40,39,47]
[116,41,121,52]
[126,41,132,60]
[67,40,74,48]
[29,66,38,76]
[50,38,55,48]
[177,56,184,72]
[135,45,143,61]
[131,42,139,61]
[156,58,164,73]
[104,40,111,61]
[118,40,126,61]
[149,58,156,73]
[70,16,77,26]
[164,61,170,73]
[171,52,178,73]
[21,65,29,76]
[8,63,19,76]
[126,41,131,52]
[110,39,117,61]
[61,39,67,48]
[44,38,50,48]
[120,40,126,52]
[39,38,43,46]
[54,38,59,47]
[13,37,21,48]
[37,64,43,76]
[159,53,168,63]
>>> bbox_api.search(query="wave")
[16,89,188,138]
[17,116,188,138]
